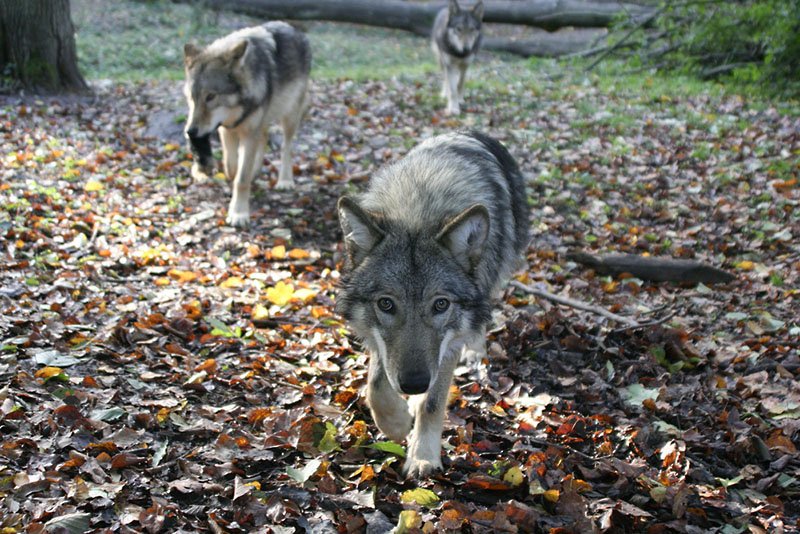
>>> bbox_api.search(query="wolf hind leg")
[403,349,460,478]
[226,128,266,228]
[367,354,413,442]
[275,89,306,190]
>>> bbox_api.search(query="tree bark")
[0,0,89,93]
[177,0,655,57]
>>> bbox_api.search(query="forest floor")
[0,1,799,533]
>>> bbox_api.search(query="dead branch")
[510,280,641,327]
[566,251,736,285]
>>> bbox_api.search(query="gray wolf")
[183,21,311,228]
[336,131,529,477]
[431,0,483,115]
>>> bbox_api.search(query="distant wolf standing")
[431,0,484,115]
[183,22,311,228]
[337,131,529,477]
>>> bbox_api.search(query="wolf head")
[337,197,491,396]
[183,39,263,138]
[446,0,483,55]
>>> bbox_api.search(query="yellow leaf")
[544,489,560,502]
[266,281,294,306]
[84,180,104,192]
[401,488,439,508]
[271,245,286,259]
[214,172,226,179]
[154,277,171,286]
[252,304,269,320]
[35,366,64,379]
[220,276,244,289]
[736,261,755,270]
[503,466,524,487]
[293,288,316,302]
[395,510,422,534]
[245,480,261,490]
[164,143,179,151]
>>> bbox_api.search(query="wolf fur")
[431,0,484,116]
[183,21,311,228]
[337,131,529,477]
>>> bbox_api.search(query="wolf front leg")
[366,353,413,442]
[403,350,460,478]
[187,133,214,181]
[226,128,267,228]
[444,64,461,116]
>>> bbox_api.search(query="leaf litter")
[0,32,799,534]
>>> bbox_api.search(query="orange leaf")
[288,248,310,259]
[154,277,171,286]
[195,358,217,374]
[248,408,272,424]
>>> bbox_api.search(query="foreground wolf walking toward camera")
[337,132,529,477]
[431,0,484,115]
[183,22,310,228]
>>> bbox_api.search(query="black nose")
[186,127,198,138]
[398,372,430,395]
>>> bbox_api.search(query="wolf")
[337,131,529,477]
[183,21,311,228]
[431,0,484,116]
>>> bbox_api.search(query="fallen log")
[178,0,655,57]
[566,251,737,285]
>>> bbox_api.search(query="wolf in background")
[431,0,484,115]
[183,21,311,228]
[337,131,529,477]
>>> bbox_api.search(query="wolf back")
[183,21,311,227]
[337,131,528,477]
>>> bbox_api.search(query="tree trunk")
[0,0,89,93]
[177,0,655,57]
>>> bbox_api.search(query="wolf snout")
[398,370,430,395]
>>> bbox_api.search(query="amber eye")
[433,298,450,314]
[377,297,394,313]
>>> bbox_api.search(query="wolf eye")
[205,92,216,102]
[377,297,394,313]
[433,298,450,314]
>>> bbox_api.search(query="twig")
[609,311,677,334]
[586,5,667,71]
[510,280,640,327]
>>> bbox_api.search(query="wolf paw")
[402,455,442,479]
[273,178,295,191]
[444,104,461,116]
[225,210,251,228]
[191,162,214,183]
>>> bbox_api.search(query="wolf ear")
[448,0,461,17]
[437,204,490,273]
[226,40,249,65]
[184,43,202,66]
[338,197,384,267]
[472,1,484,20]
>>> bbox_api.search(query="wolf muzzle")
[398,368,431,395]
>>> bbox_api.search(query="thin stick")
[510,280,640,327]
